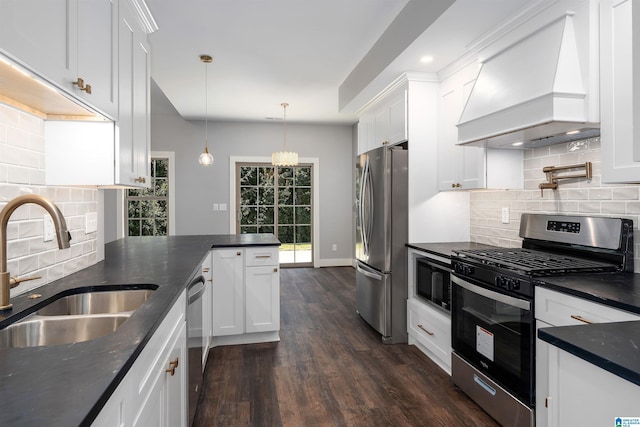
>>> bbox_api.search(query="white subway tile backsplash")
[470,137,640,268]
[0,102,98,298]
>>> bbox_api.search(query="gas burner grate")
[456,248,617,275]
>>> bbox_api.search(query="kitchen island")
[0,234,279,427]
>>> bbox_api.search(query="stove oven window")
[452,281,534,405]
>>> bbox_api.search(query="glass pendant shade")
[199,146,214,165]
[272,102,299,166]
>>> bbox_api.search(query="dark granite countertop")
[536,273,640,387]
[406,242,499,259]
[0,234,279,427]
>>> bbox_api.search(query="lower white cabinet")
[92,290,187,427]
[542,344,640,427]
[201,252,213,367]
[535,287,640,427]
[407,298,452,374]
[211,246,280,346]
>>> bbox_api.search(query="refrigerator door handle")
[356,262,384,280]
[363,158,373,257]
[358,159,368,257]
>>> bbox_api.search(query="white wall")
[148,81,354,265]
[0,103,99,297]
[470,137,640,270]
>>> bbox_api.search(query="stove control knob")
[464,265,474,276]
[496,276,508,289]
[510,279,521,291]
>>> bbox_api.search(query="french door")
[236,163,313,267]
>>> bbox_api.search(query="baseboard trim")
[314,258,354,268]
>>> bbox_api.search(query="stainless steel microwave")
[415,257,451,311]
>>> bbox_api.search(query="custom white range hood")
[457,12,599,149]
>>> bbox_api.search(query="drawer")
[535,286,640,327]
[407,298,451,366]
[245,247,279,267]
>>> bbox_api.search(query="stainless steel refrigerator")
[355,143,408,344]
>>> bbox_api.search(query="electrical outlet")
[219,203,227,211]
[332,244,337,252]
[86,212,98,234]
[501,207,510,224]
[213,204,219,211]
[43,215,54,242]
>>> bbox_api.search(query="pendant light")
[271,102,299,166]
[198,54,214,166]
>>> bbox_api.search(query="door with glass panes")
[237,163,312,266]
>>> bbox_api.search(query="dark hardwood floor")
[194,267,499,426]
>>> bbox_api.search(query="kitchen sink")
[0,286,158,349]
[37,289,155,316]
[0,314,130,349]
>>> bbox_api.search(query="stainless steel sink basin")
[37,289,155,316]
[0,314,130,349]
[0,286,157,349]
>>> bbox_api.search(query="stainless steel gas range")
[450,214,634,427]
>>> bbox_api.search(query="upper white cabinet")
[357,86,407,155]
[43,0,155,188]
[600,0,640,183]
[0,0,117,118]
[117,0,152,187]
[438,62,523,191]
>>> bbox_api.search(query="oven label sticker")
[616,418,640,426]
[476,326,494,361]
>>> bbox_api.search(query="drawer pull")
[237,251,241,256]
[255,255,271,259]
[417,324,434,336]
[570,315,593,324]
[202,267,210,273]
[274,268,278,273]
[165,358,179,376]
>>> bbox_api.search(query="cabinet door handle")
[202,268,210,273]
[255,255,271,259]
[82,84,92,94]
[165,358,179,376]
[273,268,278,273]
[570,314,593,324]
[73,77,85,89]
[134,176,146,184]
[237,251,241,256]
[417,324,434,336]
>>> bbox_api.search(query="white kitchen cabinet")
[0,0,117,118]
[535,287,640,427]
[43,0,154,188]
[541,344,640,427]
[116,0,152,187]
[357,86,407,155]
[212,248,245,336]
[91,291,187,427]
[201,251,213,368]
[407,298,451,374]
[211,246,280,346]
[245,247,280,333]
[438,62,523,191]
[600,0,640,183]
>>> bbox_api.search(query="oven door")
[451,274,534,405]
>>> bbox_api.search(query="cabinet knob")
[382,140,389,145]
[451,183,461,188]
[273,268,278,273]
[82,84,92,94]
[237,251,241,256]
[165,358,179,376]
[134,176,146,184]
[73,77,85,89]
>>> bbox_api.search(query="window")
[126,158,169,236]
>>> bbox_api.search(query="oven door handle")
[452,275,531,311]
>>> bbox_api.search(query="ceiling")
[146,0,531,125]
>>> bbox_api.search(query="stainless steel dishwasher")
[187,275,206,426]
